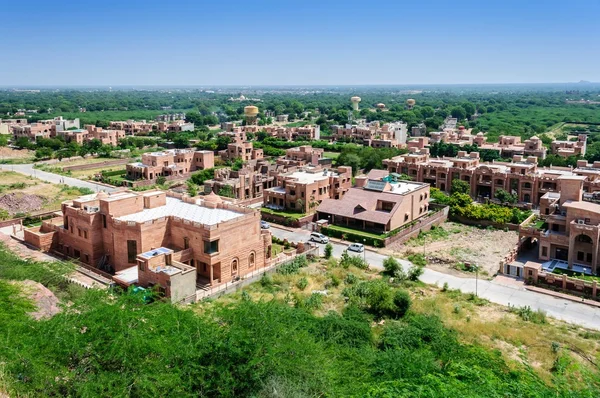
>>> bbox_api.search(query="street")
[271,226,600,331]
[0,163,117,193]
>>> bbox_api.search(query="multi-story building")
[382,148,597,206]
[429,126,475,146]
[474,134,548,159]
[48,116,80,134]
[550,134,587,158]
[155,113,186,122]
[331,121,407,147]
[317,170,430,233]
[276,145,326,168]
[204,164,278,200]
[219,141,264,162]
[110,120,157,135]
[519,176,600,276]
[58,125,126,146]
[263,166,352,213]
[411,123,427,137]
[24,190,273,301]
[12,120,54,141]
[126,149,214,181]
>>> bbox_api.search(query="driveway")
[271,226,600,330]
[0,163,117,193]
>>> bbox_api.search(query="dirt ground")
[0,147,34,160]
[0,171,83,215]
[383,222,519,277]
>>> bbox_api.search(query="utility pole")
[475,264,479,297]
[363,238,366,263]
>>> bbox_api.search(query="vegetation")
[1,241,600,396]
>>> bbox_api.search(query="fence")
[63,158,131,171]
[175,246,319,304]
[0,210,59,229]
[528,271,599,301]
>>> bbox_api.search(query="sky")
[1,0,599,86]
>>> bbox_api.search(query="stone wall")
[383,205,449,246]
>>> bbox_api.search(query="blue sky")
[1,0,599,86]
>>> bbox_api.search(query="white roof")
[388,181,425,195]
[115,197,243,225]
[288,170,330,184]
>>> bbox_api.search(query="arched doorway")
[574,234,594,264]
[231,258,238,277]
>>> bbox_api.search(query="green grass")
[550,267,600,283]
[261,207,306,220]
[323,151,340,159]
[324,224,386,239]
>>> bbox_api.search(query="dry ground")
[383,222,518,277]
[0,147,34,160]
[0,171,86,215]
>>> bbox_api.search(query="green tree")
[187,182,198,197]
[218,185,235,198]
[324,243,333,259]
[451,179,470,194]
[495,188,518,204]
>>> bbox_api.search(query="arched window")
[248,252,255,267]
[577,234,593,244]
[231,258,238,275]
[523,182,532,189]
[523,193,530,203]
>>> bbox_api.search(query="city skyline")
[1,0,599,86]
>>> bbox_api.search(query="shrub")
[260,273,273,288]
[330,274,340,287]
[296,277,308,291]
[324,243,333,259]
[392,290,411,318]
[406,253,426,267]
[340,250,369,269]
[344,273,357,285]
[408,266,424,281]
[156,176,166,185]
[305,293,323,310]
[383,256,403,277]
[278,255,308,275]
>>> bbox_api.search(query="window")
[577,251,584,261]
[587,253,593,263]
[84,230,88,239]
[78,228,82,237]
[183,237,190,249]
[102,214,107,228]
[85,254,89,263]
[528,270,533,277]
[249,252,255,267]
[64,216,69,229]
[379,201,394,212]
[542,246,548,257]
[74,249,80,258]
[231,259,238,275]
[204,240,219,254]
[127,240,137,263]
[404,214,409,222]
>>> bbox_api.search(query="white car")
[348,243,364,253]
[310,232,329,244]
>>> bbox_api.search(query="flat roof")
[113,266,138,285]
[138,247,172,259]
[388,181,426,195]
[288,170,330,184]
[115,197,243,225]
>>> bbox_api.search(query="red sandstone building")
[126,149,214,182]
[383,148,600,207]
[24,190,273,301]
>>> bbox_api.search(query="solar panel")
[364,180,386,192]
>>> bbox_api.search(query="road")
[272,226,600,331]
[0,163,117,193]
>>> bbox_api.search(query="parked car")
[348,243,364,253]
[310,232,329,244]
[260,220,270,229]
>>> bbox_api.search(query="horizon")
[2,0,599,86]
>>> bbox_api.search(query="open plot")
[384,222,518,277]
[0,171,91,216]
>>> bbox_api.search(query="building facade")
[24,190,273,299]
[126,149,214,181]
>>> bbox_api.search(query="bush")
[383,256,402,277]
[392,290,411,318]
[344,273,357,285]
[296,277,308,291]
[277,255,308,275]
[260,273,273,288]
[340,250,368,269]
[408,266,424,281]
[324,243,333,259]
[305,293,323,310]
[406,253,426,267]
[156,176,166,185]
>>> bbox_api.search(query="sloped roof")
[317,188,404,225]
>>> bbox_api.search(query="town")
[2,0,600,394]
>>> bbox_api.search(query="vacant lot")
[36,157,129,181]
[384,222,518,277]
[0,171,90,215]
[0,147,35,162]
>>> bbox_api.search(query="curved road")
[0,163,117,193]
[271,226,600,331]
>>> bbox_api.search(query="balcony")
[571,220,599,234]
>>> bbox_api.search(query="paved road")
[0,163,117,193]
[272,226,600,330]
